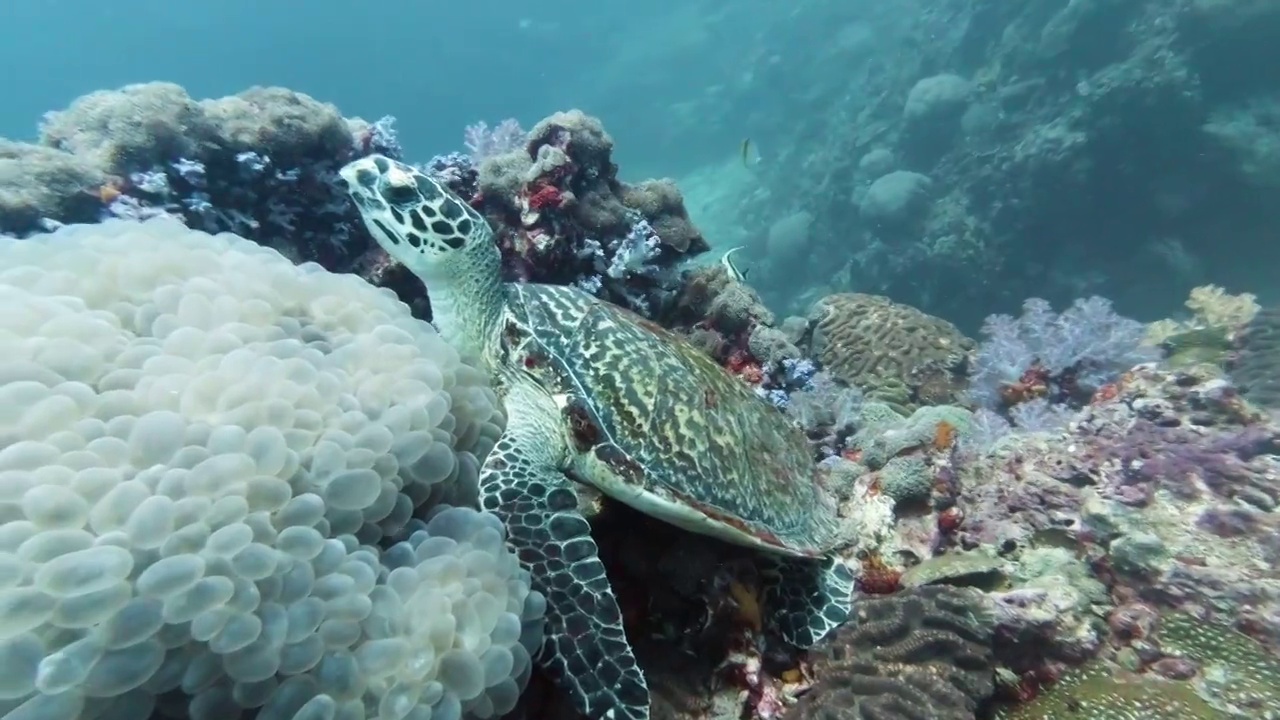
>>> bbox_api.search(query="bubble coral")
[0,218,543,720]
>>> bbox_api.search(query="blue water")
[0,0,743,176]
[2,0,837,185]
[7,0,1275,327]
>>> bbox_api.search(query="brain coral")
[785,586,995,720]
[807,293,975,412]
[0,218,542,720]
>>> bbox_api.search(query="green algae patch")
[1158,613,1280,717]
[995,613,1280,719]
[993,662,1222,719]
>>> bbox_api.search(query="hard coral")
[13,82,392,274]
[0,218,541,720]
[0,141,106,235]
[618,179,704,253]
[785,586,995,720]
[994,660,1220,719]
[39,82,217,172]
[468,109,708,315]
[667,264,775,335]
[1155,612,1280,716]
[956,363,1280,663]
[1230,306,1280,409]
[201,86,354,165]
[806,293,974,413]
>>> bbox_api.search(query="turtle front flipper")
[480,382,650,720]
[763,556,855,648]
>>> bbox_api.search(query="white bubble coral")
[0,218,542,720]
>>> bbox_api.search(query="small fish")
[741,138,752,167]
[720,246,749,282]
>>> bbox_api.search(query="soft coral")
[969,296,1157,409]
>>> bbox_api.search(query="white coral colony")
[0,218,545,720]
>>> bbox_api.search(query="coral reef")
[675,0,1280,329]
[995,660,1222,719]
[1229,306,1280,410]
[6,61,1280,720]
[664,264,779,361]
[1147,285,1259,369]
[2,82,399,275]
[944,363,1280,707]
[434,110,709,316]
[0,84,712,338]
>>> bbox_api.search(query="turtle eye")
[384,182,419,206]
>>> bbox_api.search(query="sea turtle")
[339,155,856,720]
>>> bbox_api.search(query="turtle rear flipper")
[480,381,650,720]
[763,556,855,648]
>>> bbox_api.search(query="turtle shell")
[501,283,845,556]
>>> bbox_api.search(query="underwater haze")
[0,0,727,174]
[3,0,1280,719]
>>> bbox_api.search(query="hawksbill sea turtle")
[339,155,857,720]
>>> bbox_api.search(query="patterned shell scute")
[508,284,833,553]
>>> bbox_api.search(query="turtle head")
[339,154,495,279]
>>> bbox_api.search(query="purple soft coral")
[969,296,1157,409]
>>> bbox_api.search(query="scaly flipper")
[479,380,650,720]
[762,556,855,648]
